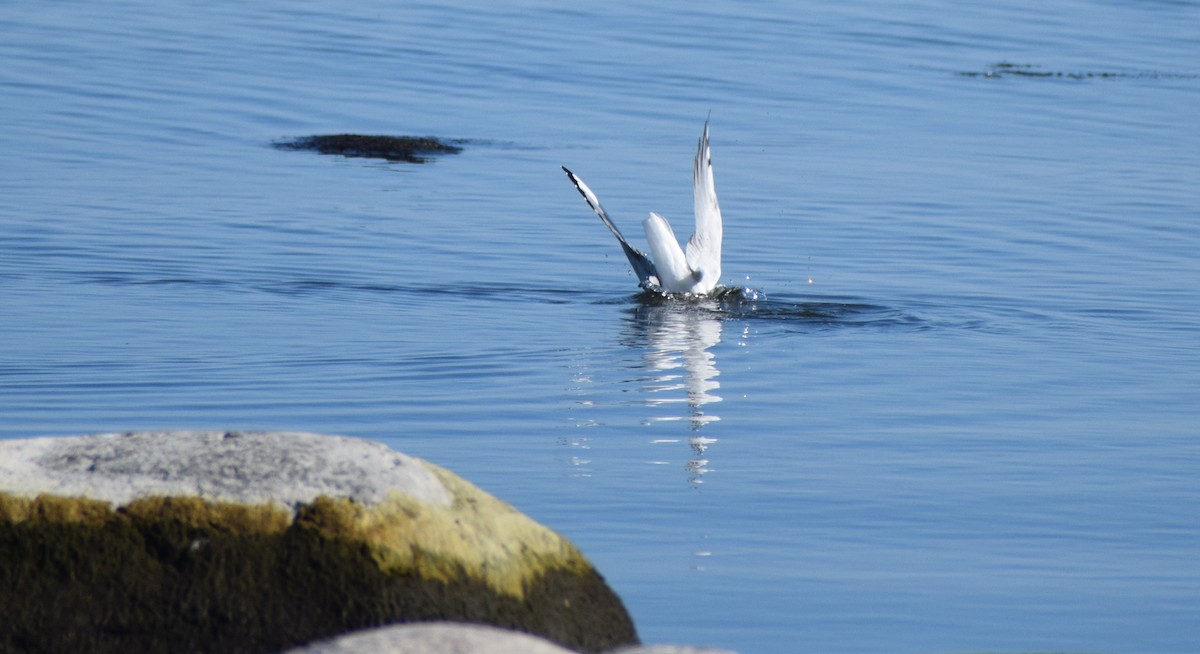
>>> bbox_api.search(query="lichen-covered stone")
[0,431,637,654]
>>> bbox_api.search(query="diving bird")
[562,121,724,295]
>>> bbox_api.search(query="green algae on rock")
[274,134,464,162]
[0,431,637,654]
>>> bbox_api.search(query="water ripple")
[627,288,928,332]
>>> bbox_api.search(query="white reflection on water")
[563,297,730,484]
[624,299,724,485]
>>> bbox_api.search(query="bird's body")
[562,121,724,295]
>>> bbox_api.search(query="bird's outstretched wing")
[643,121,724,294]
[562,166,659,288]
[685,121,723,287]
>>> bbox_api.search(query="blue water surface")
[2,1,1199,653]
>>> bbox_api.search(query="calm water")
[2,1,1199,652]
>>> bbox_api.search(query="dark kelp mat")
[958,62,1197,80]
[274,134,465,163]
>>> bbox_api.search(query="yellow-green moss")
[123,496,291,535]
[345,462,592,599]
[1,493,115,526]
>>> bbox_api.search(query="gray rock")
[0,430,450,511]
[285,623,742,654]
[286,622,576,654]
[611,646,740,654]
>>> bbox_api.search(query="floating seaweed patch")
[275,134,465,163]
[959,62,1195,80]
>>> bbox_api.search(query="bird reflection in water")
[623,296,724,485]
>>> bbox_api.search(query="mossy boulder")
[0,431,637,654]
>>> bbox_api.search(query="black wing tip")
[561,166,582,188]
[561,167,587,196]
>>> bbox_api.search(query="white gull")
[562,121,724,295]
